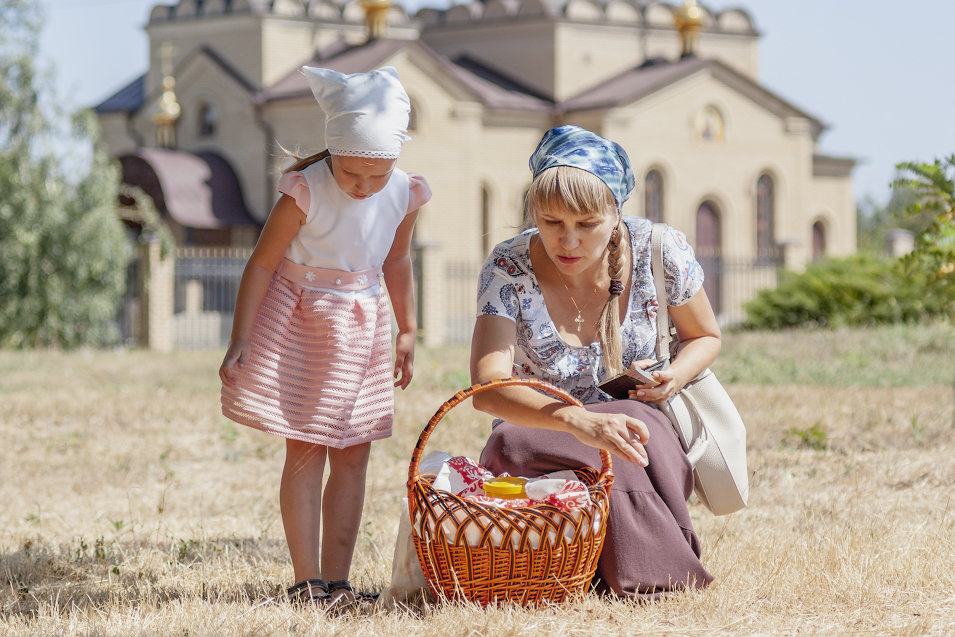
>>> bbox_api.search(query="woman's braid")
[597,220,626,376]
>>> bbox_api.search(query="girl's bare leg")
[280,439,328,583]
[322,441,372,602]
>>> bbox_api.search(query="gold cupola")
[361,0,393,41]
[152,43,181,148]
[674,0,704,58]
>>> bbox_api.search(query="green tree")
[856,188,920,255]
[892,156,955,304]
[0,1,130,348]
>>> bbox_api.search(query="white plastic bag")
[376,451,450,607]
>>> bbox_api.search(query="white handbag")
[650,224,749,516]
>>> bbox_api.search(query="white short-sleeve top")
[277,157,430,272]
[476,216,704,404]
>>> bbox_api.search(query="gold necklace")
[553,268,599,332]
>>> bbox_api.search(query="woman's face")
[534,205,617,277]
[329,155,396,200]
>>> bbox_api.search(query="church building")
[95,0,856,345]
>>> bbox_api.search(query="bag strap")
[650,223,676,361]
[673,383,711,465]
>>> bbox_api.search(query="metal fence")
[444,259,481,345]
[117,248,780,350]
[116,254,141,348]
[172,247,251,350]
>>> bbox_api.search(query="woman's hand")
[472,315,650,465]
[629,288,722,404]
[626,358,684,404]
[219,339,251,387]
[566,408,650,466]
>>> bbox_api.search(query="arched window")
[756,173,775,260]
[408,100,418,132]
[521,187,531,229]
[696,201,722,315]
[644,169,664,222]
[481,185,491,257]
[812,220,827,260]
[197,102,217,137]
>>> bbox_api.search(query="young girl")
[219,66,430,610]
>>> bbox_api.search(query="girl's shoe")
[326,579,379,615]
[287,578,330,607]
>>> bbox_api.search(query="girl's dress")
[475,216,713,598]
[221,158,430,448]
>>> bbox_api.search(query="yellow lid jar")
[482,476,527,499]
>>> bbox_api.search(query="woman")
[470,125,721,599]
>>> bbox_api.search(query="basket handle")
[408,377,613,484]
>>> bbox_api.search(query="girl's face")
[329,155,397,200]
[534,205,617,276]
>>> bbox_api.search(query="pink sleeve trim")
[277,172,310,214]
[407,173,432,214]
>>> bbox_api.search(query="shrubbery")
[746,155,954,330]
[743,255,953,329]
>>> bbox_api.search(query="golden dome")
[674,0,704,58]
[361,0,393,40]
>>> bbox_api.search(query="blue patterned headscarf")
[528,125,635,211]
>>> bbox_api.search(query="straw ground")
[1,323,953,635]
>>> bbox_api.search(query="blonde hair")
[527,167,628,376]
[282,149,330,175]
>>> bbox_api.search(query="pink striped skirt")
[221,263,394,448]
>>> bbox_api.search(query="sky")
[39,0,955,207]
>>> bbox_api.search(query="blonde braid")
[282,149,331,174]
[597,220,626,377]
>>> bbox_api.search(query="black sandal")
[326,579,379,613]
[287,578,330,606]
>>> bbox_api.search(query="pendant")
[574,312,585,331]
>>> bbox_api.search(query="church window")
[696,201,722,315]
[481,185,491,256]
[756,173,775,259]
[812,220,827,260]
[644,169,664,222]
[198,102,217,137]
[408,100,418,132]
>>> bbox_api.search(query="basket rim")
[407,377,613,487]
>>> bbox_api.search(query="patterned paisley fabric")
[476,216,703,404]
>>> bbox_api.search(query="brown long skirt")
[479,399,713,600]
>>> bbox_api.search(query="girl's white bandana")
[302,65,411,159]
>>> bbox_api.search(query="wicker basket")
[407,377,614,606]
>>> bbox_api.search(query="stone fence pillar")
[139,239,174,351]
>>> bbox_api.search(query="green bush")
[742,255,953,329]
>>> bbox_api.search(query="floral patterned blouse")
[476,216,704,404]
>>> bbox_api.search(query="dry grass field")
[1,324,953,636]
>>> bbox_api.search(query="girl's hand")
[219,339,250,387]
[393,331,415,389]
[567,408,650,466]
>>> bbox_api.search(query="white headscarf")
[302,65,411,159]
